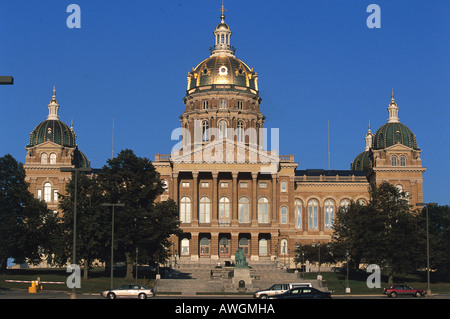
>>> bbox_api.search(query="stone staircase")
[156,258,323,295]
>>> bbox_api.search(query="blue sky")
[0,0,449,205]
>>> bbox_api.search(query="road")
[1,288,449,299]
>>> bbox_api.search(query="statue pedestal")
[233,267,253,291]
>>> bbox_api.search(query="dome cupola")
[372,91,419,150]
[27,87,77,148]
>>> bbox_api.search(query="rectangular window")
[220,182,229,188]
[37,189,42,200]
[181,182,190,187]
[259,182,267,188]
[239,182,248,188]
[201,182,209,188]
[53,189,58,202]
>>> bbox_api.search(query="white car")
[101,284,155,299]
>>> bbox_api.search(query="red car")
[383,285,425,298]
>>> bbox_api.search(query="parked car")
[383,285,425,298]
[253,283,312,299]
[101,284,155,299]
[269,287,332,299]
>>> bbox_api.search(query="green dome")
[351,150,371,171]
[187,55,258,94]
[28,119,76,147]
[73,148,90,168]
[373,122,419,150]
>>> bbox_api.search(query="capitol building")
[24,8,425,264]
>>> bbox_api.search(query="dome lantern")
[47,86,60,120]
[210,3,235,56]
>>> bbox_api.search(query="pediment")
[171,138,280,166]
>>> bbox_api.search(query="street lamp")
[0,76,14,85]
[102,202,125,290]
[60,166,91,299]
[416,202,438,297]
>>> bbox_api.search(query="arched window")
[219,237,229,256]
[202,121,209,142]
[324,200,335,230]
[280,206,288,224]
[44,182,52,202]
[238,197,249,223]
[202,100,209,110]
[199,197,211,223]
[49,153,57,164]
[237,121,244,143]
[295,199,302,229]
[218,120,227,139]
[237,100,243,110]
[259,239,268,256]
[179,197,191,223]
[281,181,287,192]
[181,238,190,255]
[258,197,269,223]
[391,155,398,167]
[41,153,48,164]
[218,197,230,225]
[308,199,319,230]
[400,156,406,166]
[281,239,288,255]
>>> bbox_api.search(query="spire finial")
[387,90,399,123]
[47,85,60,120]
[220,1,226,20]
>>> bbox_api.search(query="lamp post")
[416,202,438,297]
[0,76,14,85]
[60,166,91,299]
[102,202,125,290]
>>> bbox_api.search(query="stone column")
[172,172,178,203]
[190,232,199,261]
[211,232,219,260]
[232,172,238,225]
[272,174,278,223]
[212,172,218,226]
[251,172,258,225]
[192,172,199,226]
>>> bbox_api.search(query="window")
[37,189,42,200]
[49,153,57,164]
[391,155,398,167]
[162,180,168,191]
[202,120,209,142]
[220,182,229,188]
[202,100,209,110]
[218,120,227,139]
[219,237,229,255]
[219,197,230,226]
[295,199,302,229]
[237,100,243,110]
[201,182,209,188]
[281,181,287,192]
[180,197,191,223]
[324,200,335,229]
[237,121,244,143]
[200,237,210,256]
[41,153,48,164]
[259,239,268,256]
[259,182,267,188]
[181,238,190,255]
[44,182,52,202]
[280,206,288,224]
[181,182,190,187]
[281,239,288,255]
[239,182,248,188]
[239,237,249,256]
[308,199,319,230]
[53,189,59,202]
[199,197,211,223]
[220,99,226,109]
[340,199,350,210]
[258,197,269,223]
[400,156,406,166]
[239,197,249,223]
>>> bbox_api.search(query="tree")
[332,182,423,283]
[57,172,110,278]
[0,154,58,272]
[98,149,180,281]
